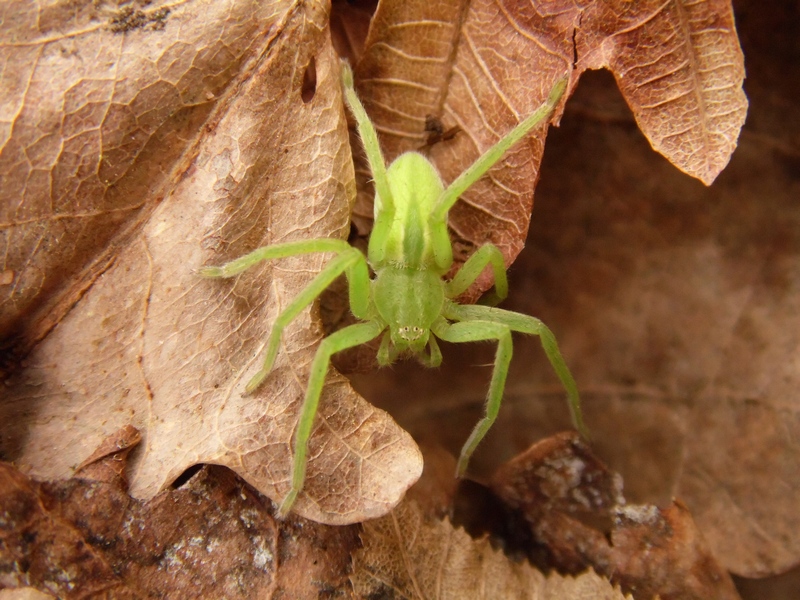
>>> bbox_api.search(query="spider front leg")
[431,318,514,477]
[431,76,567,223]
[200,238,371,393]
[279,319,386,517]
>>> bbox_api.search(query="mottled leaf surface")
[491,433,741,600]
[0,0,421,525]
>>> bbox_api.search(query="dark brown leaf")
[0,459,359,599]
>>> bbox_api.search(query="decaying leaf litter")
[3,0,791,596]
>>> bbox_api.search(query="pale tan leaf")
[0,0,421,525]
[351,499,631,600]
[0,0,285,345]
[0,589,57,600]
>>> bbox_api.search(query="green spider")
[200,62,587,516]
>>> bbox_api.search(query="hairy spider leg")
[341,62,394,215]
[446,243,509,300]
[431,317,513,476]
[431,76,568,223]
[343,63,453,274]
[417,335,443,368]
[199,239,372,392]
[445,301,588,442]
[278,319,387,517]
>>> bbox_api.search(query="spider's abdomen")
[368,152,453,273]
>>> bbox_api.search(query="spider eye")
[395,325,427,342]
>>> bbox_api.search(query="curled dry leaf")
[351,497,631,600]
[490,433,741,600]
[74,423,141,485]
[0,0,421,524]
[345,0,745,294]
[574,0,747,185]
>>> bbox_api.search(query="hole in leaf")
[301,56,317,103]
[171,463,204,488]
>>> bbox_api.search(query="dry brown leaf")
[351,498,631,600]
[0,0,258,345]
[0,461,279,597]
[516,62,799,578]
[0,454,359,598]
[330,0,376,65]
[350,0,570,295]
[0,589,57,600]
[0,0,421,524]
[574,0,747,185]
[345,0,744,295]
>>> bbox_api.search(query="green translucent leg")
[432,318,513,477]
[417,336,442,368]
[446,243,508,300]
[341,62,395,213]
[431,77,567,222]
[444,302,588,440]
[376,332,440,367]
[198,239,354,278]
[278,320,387,517]
[376,331,393,366]
[201,238,372,394]
[242,248,370,394]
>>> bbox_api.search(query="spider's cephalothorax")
[372,266,443,359]
[200,62,587,516]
